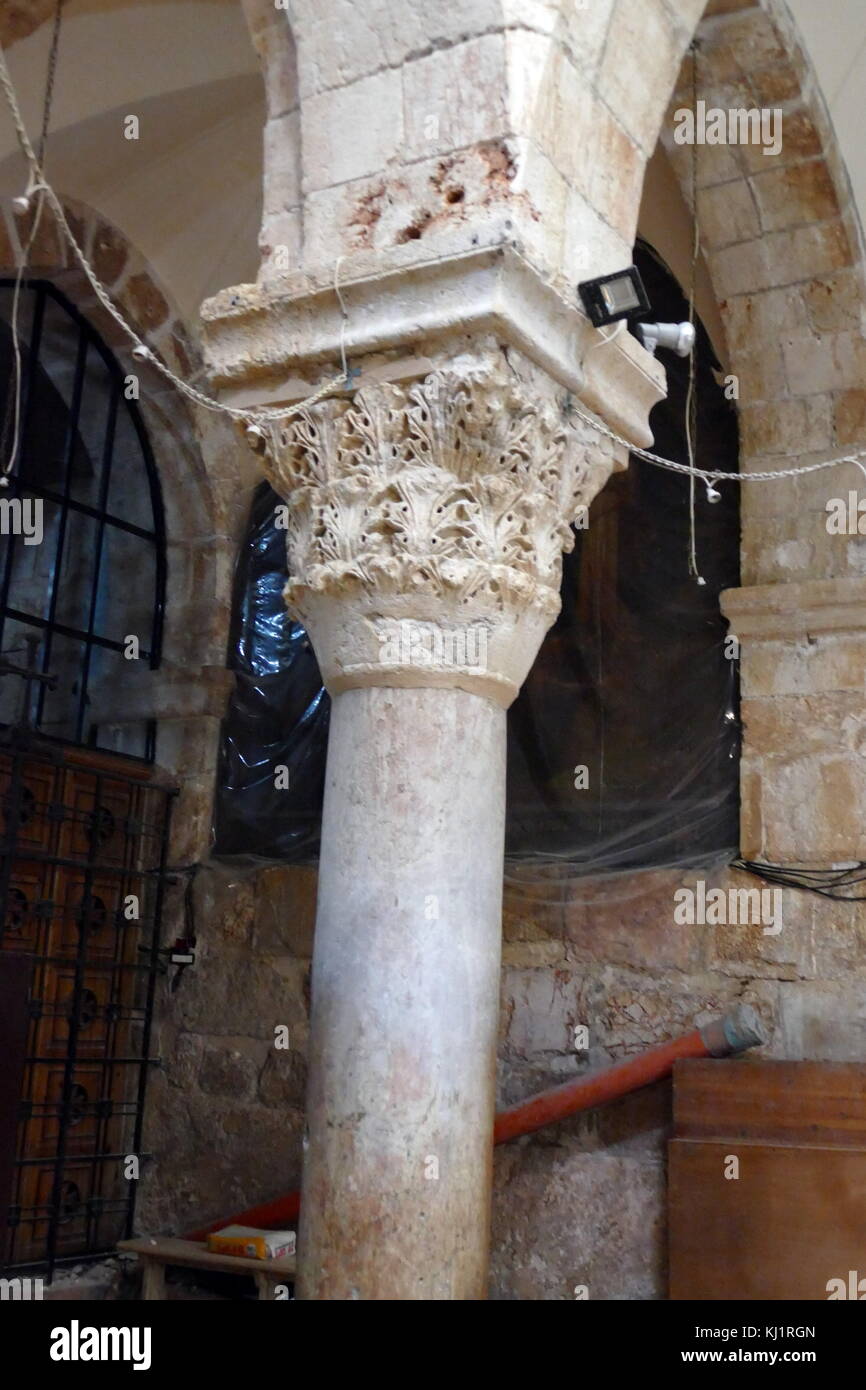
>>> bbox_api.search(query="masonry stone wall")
[139,864,316,1234]
[138,853,866,1298]
[244,0,704,290]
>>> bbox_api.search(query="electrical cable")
[732,857,866,901]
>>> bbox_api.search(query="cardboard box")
[206,1225,296,1261]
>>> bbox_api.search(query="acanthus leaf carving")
[259,359,618,623]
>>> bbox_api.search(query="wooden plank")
[254,1272,282,1300]
[669,1139,866,1300]
[118,1236,296,1279]
[140,1260,166,1301]
[672,1058,866,1148]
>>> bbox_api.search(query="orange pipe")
[496,1005,763,1144]
[187,1006,763,1238]
[188,1189,301,1242]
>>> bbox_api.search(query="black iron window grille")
[0,741,176,1276]
[0,278,166,762]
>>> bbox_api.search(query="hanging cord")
[1,37,866,485]
[686,40,704,585]
[334,253,349,382]
[0,0,64,485]
[0,38,348,431]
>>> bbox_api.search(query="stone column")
[303,684,504,1299]
[251,348,622,1298]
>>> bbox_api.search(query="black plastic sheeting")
[213,484,329,860]
[213,240,740,870]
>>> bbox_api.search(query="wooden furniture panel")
[669,1059,866,1301]
[673,1057,866,1148]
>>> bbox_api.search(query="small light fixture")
[636,321,696,357]
[245,422,267,452]
[577,266,650,327]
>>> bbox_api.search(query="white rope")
[0,41,346,428]
[686,40,703,581]
[568,396,866,486]
[1,39,866,490]
[334,253,350,383]
[1,0,63,483]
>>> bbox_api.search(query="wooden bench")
[118,1236,296,1301]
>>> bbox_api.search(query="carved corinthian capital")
[256,350,622,707]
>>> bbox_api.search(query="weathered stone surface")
[740,396,833,459]
[751,159,839,234]
[599,0,683,154]
[697,179,761,250]
[199,1039,267,1100]
[18,202,64,268]
[258,1048,308,1108]
[253,865,318,955]
[140,862,313,1236]
[195,866,256,949]
[502,863,566,943]
[303,68,404,193]
[774,980,866,1061]
[91,221,128,286]
[122,271,170,333]
[560,868,715,974]
[140,1074,305,1235]
[491,1147,665,1300]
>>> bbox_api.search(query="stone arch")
[241,0,301,277]
[658,0,866,590]
[648,1,866,863]
[0,195,231,663]
[0,196,240,857]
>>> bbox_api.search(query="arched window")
[505,240,741,868]
[0,280,165,761]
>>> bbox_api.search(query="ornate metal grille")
[0,738,175,1276]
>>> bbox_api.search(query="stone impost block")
[201,244,665,708]
[201,244,665,448]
